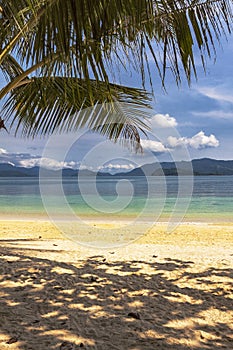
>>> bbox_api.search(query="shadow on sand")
[0,241,232,349]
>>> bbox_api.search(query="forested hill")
[1,158,233,177]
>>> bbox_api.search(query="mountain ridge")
[1,158,233,177]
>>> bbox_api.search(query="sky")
[0,34,233,172]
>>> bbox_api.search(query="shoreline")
[0,214,233,225]
[1,219,233,244]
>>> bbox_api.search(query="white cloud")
[98,163,135,171]
[18,158,79,170]
[0,148,7,154]
[192,110,233,119]
[141,139,169,153]
[197,86,233,104]
[151,113,177,128]
[167,131,219,149]
[79,164,95,171]
[17,158,40,168]
[79,163,135,173]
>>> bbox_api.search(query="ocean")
[0,176,233,222]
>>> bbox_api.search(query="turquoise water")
[0,176,233,222]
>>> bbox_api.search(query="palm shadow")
[0,241,232,349]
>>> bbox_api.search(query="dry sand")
[0,220,233,349]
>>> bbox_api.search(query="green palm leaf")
[3,77,151,148]
[1,0,232,85]
[0,54,25,81]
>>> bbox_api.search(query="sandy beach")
[0,220,233,349]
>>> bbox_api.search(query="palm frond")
[0,54,25,81]
[3,77,151,148]
[1,0,232,86]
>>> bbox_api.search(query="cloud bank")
[141,139,169,153]
[151,113,177,128]
[167,131,219,149]
[197,86,233,104]
[19,158,79,170]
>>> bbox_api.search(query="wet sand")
[0,220,233,349]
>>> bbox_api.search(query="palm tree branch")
[0,2,51,65]
[2,77,151,147]
[1,0,232,87]
[0,54,25,81]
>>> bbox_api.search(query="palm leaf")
[1,0,233,86]
[3,77,151,148]
[0,54,25,81]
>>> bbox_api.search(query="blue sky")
[0,36,233,172]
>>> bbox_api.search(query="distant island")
[1,158,233,177]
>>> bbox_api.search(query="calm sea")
[0,176,233,222]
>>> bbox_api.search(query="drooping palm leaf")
[3,77,151,148]
[1,0,232,85]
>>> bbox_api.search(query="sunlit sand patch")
[50,267,75,275]
[198,308,233,327]
[41,329,95,346]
